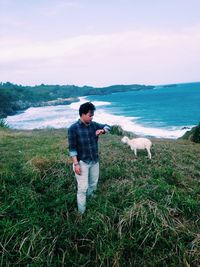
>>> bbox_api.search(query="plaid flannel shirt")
[68,119,111,163]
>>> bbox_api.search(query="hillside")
[0,128,200,266]
[0,82,154,118]
[181,123,200,143]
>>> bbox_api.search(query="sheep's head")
[121,136,129,144]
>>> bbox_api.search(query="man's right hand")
[74,164,81,175]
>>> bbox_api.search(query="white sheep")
[121,136,152,159]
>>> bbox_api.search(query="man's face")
[81,110,94,125]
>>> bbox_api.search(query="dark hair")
[79,102,96,116]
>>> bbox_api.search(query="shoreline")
[5,91,196,140]
[5,104,191,140]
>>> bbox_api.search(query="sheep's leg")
[147,148,151,159]
[134,148,137,157]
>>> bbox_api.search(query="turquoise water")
[88,83,200,128]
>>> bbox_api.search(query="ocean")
[6,82,200,139]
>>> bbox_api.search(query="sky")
[0,0,200,87]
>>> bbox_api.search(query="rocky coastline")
[2,97,79,118]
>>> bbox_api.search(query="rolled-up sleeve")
[68,126,78,157]
[103,124,111,133]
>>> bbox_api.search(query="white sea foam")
[69,96,111,110]
[6,105,78,130]
[6,97,111,130]
[6,97,192,138]
[92,109,190,139]
[69,97,87,110]
[78,97,192,139]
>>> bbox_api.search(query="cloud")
[1,25,200,61]
[0,25,200,85]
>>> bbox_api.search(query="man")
[68,102,111,214]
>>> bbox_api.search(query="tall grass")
[0,128,200,266]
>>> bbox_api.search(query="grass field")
[0,127,200,266]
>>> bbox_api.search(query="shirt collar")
[78,119,91,127]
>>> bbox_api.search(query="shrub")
[110,125,136,138]
[0,118,9,128]
[110,125,124,136]
[180,123,200,143]
[191,123,200,143]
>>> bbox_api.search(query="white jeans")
[74,160,99,214]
